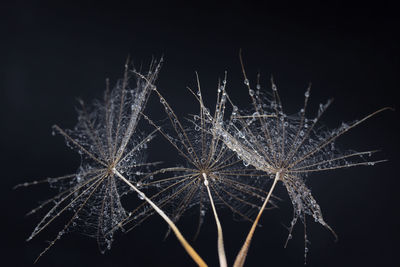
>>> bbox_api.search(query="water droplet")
[137,192,145,200]
[304,91,310,98]
[244,79,249,86]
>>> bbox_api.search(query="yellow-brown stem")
[203,172,228,267]
[113,168,207,267]
[233,171,281,267]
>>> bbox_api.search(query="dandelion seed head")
[123,86,278,237]
[211,70,387,256]
[24,59,161,258]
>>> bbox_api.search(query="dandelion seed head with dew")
[120,77,278,241]
[16,59,162,261]
[207,59,391,263]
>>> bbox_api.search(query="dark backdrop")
[1,1,399,267]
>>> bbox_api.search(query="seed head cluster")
[17,58,389,264]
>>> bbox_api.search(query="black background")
[1,1,399,267]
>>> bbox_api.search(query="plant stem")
[202,173,228,267]
[233,171,281,267]
[113,168,208,267]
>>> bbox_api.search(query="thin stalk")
[202,173,228,267]
[233,171,281,267]
[113,168,207,267]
